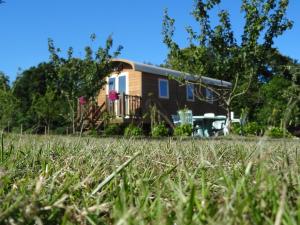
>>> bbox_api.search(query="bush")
[54,127,71,135]
[151,123,169,137]
[231,123,241,135]
[174,124,193,136]
[124,124,143,137]
[267,127,291,138]
[104,124,122,136]
[244,122,264,136]
[231,122,264,136]
[84,128,99,137]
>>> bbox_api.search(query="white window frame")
[106,72,129,95]
[186,83,195,102]
[158,78,169,99]
[205,87,214,104]
[107,77,116,93]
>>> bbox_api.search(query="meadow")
[0,134,299,225]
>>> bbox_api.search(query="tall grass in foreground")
[0,134,299,224]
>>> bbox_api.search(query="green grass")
[0,134,299,224]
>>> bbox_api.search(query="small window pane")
[118,76,126,94]
[159,79,169,98]
[205,88,214,104]
[108,77,115,91]
[186,84,194,101]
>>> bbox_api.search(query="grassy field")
[0,134,299,225]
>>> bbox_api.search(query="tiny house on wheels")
[95,59,232,126]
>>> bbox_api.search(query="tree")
[48,34,122,133]
[162,0,293,129]
[282,63,300,132]
[257,75,292,126]
[0,74,18,131]
[12,63,58,130]
[0,72,9,91]
[30,88,64,134]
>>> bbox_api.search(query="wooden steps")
[76,101,106,131]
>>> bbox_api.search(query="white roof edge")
[111,58,232,88]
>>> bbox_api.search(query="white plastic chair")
[171,114,181,126]
[178,110,194,125]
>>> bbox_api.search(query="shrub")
[244,122,264,136]
[231,123,241,135]
[104,124,121,136]
[84,128,98,137]
[151,123,169,137]
[124,124,143,137]
[174,124,193,136]
[54,127,67,135]
[231,122,265,136]
[267,127,291,138]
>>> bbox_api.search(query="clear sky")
[0,0,299,82]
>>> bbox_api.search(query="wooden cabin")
[96,59,232,125]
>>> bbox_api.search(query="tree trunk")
[225,104,231,136]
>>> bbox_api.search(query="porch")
[76,94,142,131]
[105,94,143,118]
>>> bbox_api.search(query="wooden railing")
[106,94,142,118]
[76,101,106,130]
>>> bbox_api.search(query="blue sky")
[0,0,299,82]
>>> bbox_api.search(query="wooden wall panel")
[128,71,142,96]
[141,72,226,118]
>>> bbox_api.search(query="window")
[205,88,214,104]
[108,77,115,91]
[118,76,126,94]
[158,79,169,99]
[186,84,194,101]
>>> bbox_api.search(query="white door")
[107,74,128,116]
[117,75,128,116]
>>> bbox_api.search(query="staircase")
[76,101,106,131]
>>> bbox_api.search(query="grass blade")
[91,151,141,195]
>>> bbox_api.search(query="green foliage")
[243,122,264,136]
[267,127,291,138]
[151,123,169,137]
[10,35,122,133]
[0,72,10,91]
[12,63,58,129]
[53,127,68,135]
[48,35,122,100]
[47,36,122,133]
[281,64,300,128]
[31,88,63,128]
[174,124,193,136]
[162,0,294,128]
[256,75,292,127]
[104,124,122,136]
[83,128,99,137]
[231,123,242,135]
[231,122,264,136]
[268,127,284,138]
[124,124,143,137]
[0,89,18,130]
[0,74,19,130]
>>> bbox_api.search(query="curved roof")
[111,58,232,88]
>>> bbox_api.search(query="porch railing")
[106,94,142,118]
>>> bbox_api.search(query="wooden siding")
[128,71,142,96]
[141,72,226,118]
